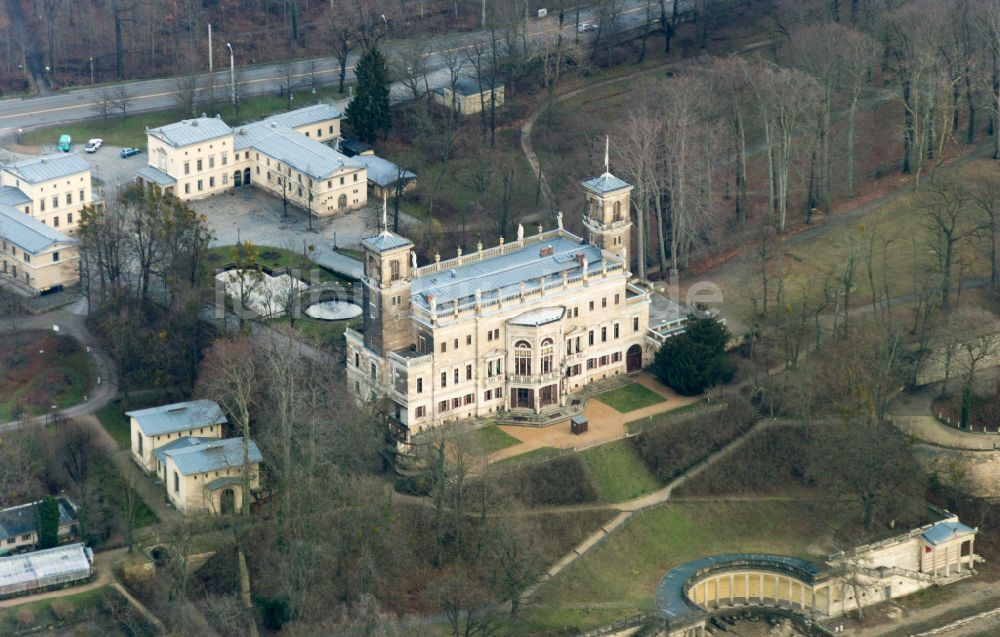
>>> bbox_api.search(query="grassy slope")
[593,383,665,413]
[578,439,662,502]
[95,390,177,448]
[515,499,865,633]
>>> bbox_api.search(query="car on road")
[119,147,141,158]
[577,21,597,32]
[84,139,103,153]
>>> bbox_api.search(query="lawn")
[22,86,348,150]
[578,439,662,502]
[0,330,95,422]
[458,425,521,455]
[96,390,178,448]
[593,383,666,413]
[271,314,361,349]
[517,499,887,633]
[207,244,353,285]
[0,586,108,636]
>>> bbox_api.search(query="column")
[729,574,735,606]
[760,573,765,602]
[745,574,750,603]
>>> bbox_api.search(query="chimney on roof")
[575,253,585,265]
[202,112,207,118]
[540,245,554,257]
[192,121,198,127]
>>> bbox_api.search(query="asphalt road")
[0,0,669,133]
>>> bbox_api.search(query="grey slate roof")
[0,187,31,208]
[922,521,975,546]
[508,306,565,327]
[362,231,413,253]
[434,76,494,97]
[655,554,824,625]
[0,204,76,254]
[354,155,415,188]
[582,172,631,195]
[136,166,177,186]
[0,498,77,544]
[147,116,232,148]
[154,436,216,466]
[3,154,89,184]
[411,236,616,311]
[127,399,226,437]
[263,103,342,130]
[160,437,263,476]
[234,121,361,180]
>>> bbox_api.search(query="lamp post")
[89,57,94,85]
[17,128,22,145]
[226,43,236,105]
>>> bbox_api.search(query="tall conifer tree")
[346,46,391,144]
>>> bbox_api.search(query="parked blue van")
[58,135,71,152]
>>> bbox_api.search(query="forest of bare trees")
[608,0,1000,277]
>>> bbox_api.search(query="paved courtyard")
[492,373,702,462]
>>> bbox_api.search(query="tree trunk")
[903,78,913,174]
[847,91,860,197]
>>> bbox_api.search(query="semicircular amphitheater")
[654,518,979,637]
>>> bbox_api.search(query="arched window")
[390,259,400,281]
[514,340,532,376]
[541,338,554,374]
[613,200,622,222]
[338,194,348,210]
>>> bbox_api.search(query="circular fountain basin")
[305,301,362,321]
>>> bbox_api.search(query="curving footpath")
[889,375,1000,451]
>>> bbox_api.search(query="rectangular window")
[222,154,228,166]
[439,400,449,413]
[196,159,203,171]
[494,328,500,340]
[600,355,609,366]
[454,338,459,349]
[589,331,594,346]
[210,176,215,187]
[452,397,461,409]
[589,301,594,311]
[487,331,493,342]
[79,189,84,202]
[354,174,359,182]
[52,196,58,209]
[441,342,447,353]
[465,394,474,405]
[53,216,59,227]
[52,251,59,262]
[317,128,322,137]
[66,192,72,205]
[441,372,447,388]
[487,360,494,377]
[485,390,492,401]
[612,352,622,363]
[223,173,228,184]
[40,199,45,212]
[466,364,472,380]
[340,176,345,185]
[466,334,472,345]
[417,378,423,393]
[633,317,640,332]
[614,323,620,339]
[454,369,459,384]
[602,327,608,342]
[209,157,215,169]
[587,358,596,370]
[185,184,191,194]
[416,406,426,417]
[615,293,620,304]
[602,297,607,308]
[496,387,503,398]
[184,162,190,175]
[370,363,376,380]
[23,253,29,264]
[197,179,204,191]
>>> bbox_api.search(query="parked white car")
[578,22,597,32]
[84,139,103,153]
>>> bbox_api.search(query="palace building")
[345,160,655,436]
